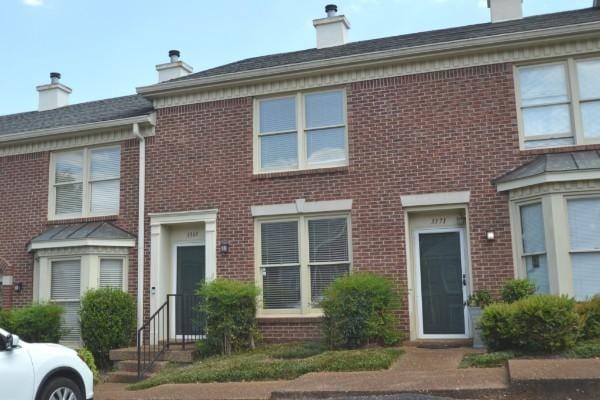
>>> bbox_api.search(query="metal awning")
[28,222,136,252]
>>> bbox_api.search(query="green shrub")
[321,273,402,349]
[566,341,600,359]
[0,309,14,331]
[197,279,260,356]
[80,289,136,369]
[467,290,494,308]
[77,348,99,383]
[576,296,600,340]
[501,279,536,303]
[481,295,579,353]
[480,302,515,351]
[11,304,64,343]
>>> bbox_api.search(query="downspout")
[132,122,145,329]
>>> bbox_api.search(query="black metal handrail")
[137,294,205,380]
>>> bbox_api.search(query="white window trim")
[48,144,121,220]
[255,212,352,318]
[515,55,600,150]
[253,88,349,174]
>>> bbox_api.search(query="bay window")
[255,89,347,173]
[51,146,121,219]
[519,203,550,293]
[257,214,351,314]
[516,57,600,149]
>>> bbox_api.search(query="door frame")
[170,241,205,339]
[414,227,470,339]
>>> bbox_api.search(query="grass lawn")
[460,341,600,369]
[129,342,403,390]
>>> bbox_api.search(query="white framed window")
[254,89,347,173]
[50,145,121,219]
[518,203,550,293]
[516,57,600,149]
[256,214,351,315]
[99,258,126,290]
[567,197,600,300]
[50,259,82,343]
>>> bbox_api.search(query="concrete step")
[116,360,168,373]
[405,339,473,349]
[109,347,196,363]
[106,371,151,384]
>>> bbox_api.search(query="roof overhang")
[0,113,156,146]
[137,21,600,98]
[497,170,600,192]
[27,238,136,252]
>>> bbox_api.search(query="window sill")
[252,166,349,180]
[48,214,119,225]
[520,143,600,155]
[257,314,324,323]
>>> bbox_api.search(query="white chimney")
[156,50,193,83]
[36,72,71,111]
[313,4,350,49]
[488,0,523,23]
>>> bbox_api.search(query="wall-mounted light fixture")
[486,231,495,241]
[220,241,230,254]
[13,282,23,293]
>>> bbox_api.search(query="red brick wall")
[146,62,543,340]
[0,140,140,309]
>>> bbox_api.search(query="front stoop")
[107,345,196,383]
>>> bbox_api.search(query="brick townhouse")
[1,1,600,346]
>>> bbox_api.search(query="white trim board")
[251,199,352,217]
[28,238,136,252]
[401,191,470,207]
[497,171,600,192]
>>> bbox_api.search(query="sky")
[0,0,594,115]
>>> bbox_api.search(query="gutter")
[0,114,154,144]
[132,122,146,330]
[137,20,600,97]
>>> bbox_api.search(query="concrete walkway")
[95,347,508,400]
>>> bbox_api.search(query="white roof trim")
[251,199,353,217]
[137,21,600,97]
[28,238,136,252]
[0,114,155,145]
[150,209,219,226]
[497,170,600,192]
[401,191,471,207]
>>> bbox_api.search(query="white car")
[0,328,94,400]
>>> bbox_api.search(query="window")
[51,146,121,219]
[256,90,347,172]
[99,258,125,289]
[50,259,81,343]
[519,203,550,293]
[258,215,351,313]
[516,58,600,149]
[567,198,600,300]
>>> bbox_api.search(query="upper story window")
[516,57,600,149]
[50,146,121,219]
[255,89,347,173]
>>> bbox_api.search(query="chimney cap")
[325,4,338,13]
[49,72,61,80]
[168,50,180,58]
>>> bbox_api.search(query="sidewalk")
[95,347,508,400]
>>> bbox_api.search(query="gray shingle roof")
[173,7,600,82]
[30,222,135,244]
[0,94,153,137]
[496,151,600,184]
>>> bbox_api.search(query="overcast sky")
[0,0,593,115]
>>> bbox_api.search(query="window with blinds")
[52,146,120,218]
[516,58,600,149]
[567,198,600,300]
[308,218,350,303]
[257,90,347,172]
[51,259,81,343]
[520,203,550,294]
[260,221,301,309]
[258,215,351,313]
[99,258,124,290]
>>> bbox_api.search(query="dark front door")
[418,231,466,336]
[176,245,205,336]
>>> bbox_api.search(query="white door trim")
[414,227,470,339]
[170,241,205,339]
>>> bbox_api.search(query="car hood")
[21,341,78,357]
